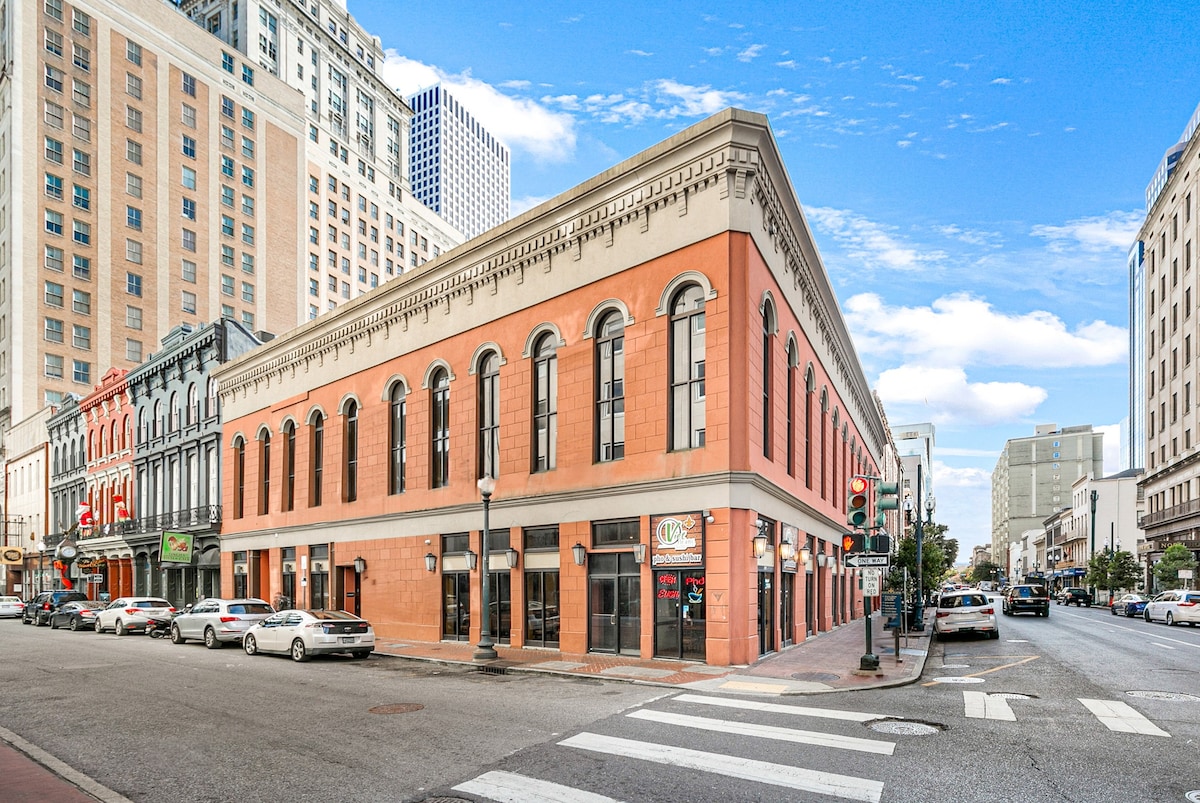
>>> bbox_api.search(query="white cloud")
[1095,422,1124,475]
[627,49,653,57]
[806,207,947,271]
[652,79,744,117]
[381,54,577,163]
[511,195,552,216]
[737,44,766,62]
[930,460,992,487]
[991,77,1013,85]
[875,365,1047,425]
[1030,211,1144,253]
[776,59,799,69]
[843,293,1128,370]
[897,139,913,148]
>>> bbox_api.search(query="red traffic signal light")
[842,532,867,553]
[847,476,870,527]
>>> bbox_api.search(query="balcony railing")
[73,505,222,541]
[1140,498,1200,528]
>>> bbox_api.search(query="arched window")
[309,413,324,507]
[111,420,119,454]
[431,368,450,488]
[762,300,774,460]
[804,368,815,490]
[477,353,500,480]
[595,310,625,462]
[532,334,557,473]
[786,342,797,477]
[282,421,296,512]
[259,430,271,515]
[819,390,829,500]
[389,384,406,494]
[343,400,358,502]
[233,436,246,518]
[187,383,199,425]
[153,400,163,438]
[168,392,179,432]
[669,284,706,450]
[137,409,147,445]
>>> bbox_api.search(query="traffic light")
[847,476,870,528]
[875,481,900,527]
[842,531,868,553]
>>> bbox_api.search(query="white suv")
[95,597,175,635]
[1144,589,1200,626]
[170,598,275,648]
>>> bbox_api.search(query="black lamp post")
[474,475,498,661]
[1089,490,1098,597]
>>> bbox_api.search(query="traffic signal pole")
[847,475,897,673]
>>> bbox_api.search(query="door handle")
[610,615,617,625]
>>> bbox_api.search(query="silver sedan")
[242,609,374,662]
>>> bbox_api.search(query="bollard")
[893,625,903,663]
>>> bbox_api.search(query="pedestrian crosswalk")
[451,689,1175,802]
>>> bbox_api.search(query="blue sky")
[348,1,1200,559]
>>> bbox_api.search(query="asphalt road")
[5,598,1200,803]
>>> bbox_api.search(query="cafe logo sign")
[651,514,704,567]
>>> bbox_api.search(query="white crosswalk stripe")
[627,708,896,754]
[560,732,885,803]
[454,770,624,803]
[1079,698,1171,737]
[963,690,1017,721]
[671,692,889,722]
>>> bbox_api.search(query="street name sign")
[844,553,889,568]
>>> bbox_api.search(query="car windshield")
[135,599,171,608]
[306,610,359,621]
[0,596,19,603]
[941,594,988,608]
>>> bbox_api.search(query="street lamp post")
[474,476,498,661]
[1089,490,1098,597]
[36,540,46,593]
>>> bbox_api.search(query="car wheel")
[115,619,126,636]
[1167,612,1175,626]
[170,625,186,644]
[50,618,59,630]
[1085,602,1091,608]
[989,630,1000,640]
[1144,610,1152,622]
[35,615,46,627]
[69,618,80,631]
[351,650,371,659]
[243,634,258,656]
[204,628,223,649]
[94,620,104,634]
[290,639,310,662]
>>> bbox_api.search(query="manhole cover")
[1126,690,1200,702]
[941,664,970,669]
[792,671,841,682]
[369,703,425,714]
[868,719,943,736]
[932,676,985,684]
[1185,790,1200,802]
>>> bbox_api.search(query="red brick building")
[213,110,892,666]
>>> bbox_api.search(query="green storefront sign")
[161,532,194,564]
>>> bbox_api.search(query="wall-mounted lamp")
[353,556,366,575]
[572,542,587,566]
[752,519,769,559]
[703,509,714,524]
[424,552,437,573]
[779,541,795,562]
[505,547,519,569]
[632,543,647,564]
[816,553,827,567]
[799,547,812,566]
[234,564,246,574]
[464,549,478,571]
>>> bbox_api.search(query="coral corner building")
[212,109,889,667]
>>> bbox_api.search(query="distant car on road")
[170,598,275,648]
[94,597,175,635]
[49,600,105,631]
[1110,593,1149,618]
[1002,584,1050,617]
[1143,589,1200,626]
[0,595,24,619]
[934,590,999,639]
[1057,587,1093,607]
[22,590,89,626]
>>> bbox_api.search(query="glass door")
[588,552,640,655]
[655,569,706,661]
[757,569,775,656]
[779,572,794,647]
[525,570,560,647]
[486,571,511,643]
[442,572,470,641]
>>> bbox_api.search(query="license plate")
[339,636,355,644]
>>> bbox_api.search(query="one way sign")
[843,553,889,568]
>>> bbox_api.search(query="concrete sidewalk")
[373,611,931,695]
[0,613,929,801]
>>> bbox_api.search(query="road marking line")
[963,690,1016,721]
[454,770,623,803]
[717,679,792,694]
[923,655,1039,686]
[1079,699,1170,737]
[1058,610,1200,650]
[560,732,884,803]
[628,709,896,755]
[672,692,889,722]
[1151,642,1176,650]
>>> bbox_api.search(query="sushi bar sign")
[650,513,704,568]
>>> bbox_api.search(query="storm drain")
[1127,690,1200,702]
[991,693,1035,700]
[932,676,985,684]
[476,663,512,676]
[867,719,943,736]
[369,703,425,715]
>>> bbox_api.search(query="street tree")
[1085,550,1113,594]
[1153,543,1199,591]
[967,559,1002,586]
[1107,550,1142,593]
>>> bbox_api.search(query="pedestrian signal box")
[842,532,868,553]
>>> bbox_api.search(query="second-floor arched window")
[669,284,706,450]
[431,368,450,488]
[478,353,500,480]
[595,310,625,462]
[389,384,406,495]
[309,413,324,507]
[532,334,557,473]
[343,400,358,503]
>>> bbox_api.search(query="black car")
[22,590,89,626]
[49,600,105,631]
[1002,584,1050,617]
[1057,587,1093,607]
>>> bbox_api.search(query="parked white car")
[0,595,24,619]
[242,609,374,662]
[95,597,175,635]
[1143,589,1200,626]
[170,598,275,648]
[934,589,999,639]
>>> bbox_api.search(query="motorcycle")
[146,613,176,639]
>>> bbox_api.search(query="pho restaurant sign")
[650,513,704,568]
[160,532,194,564]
